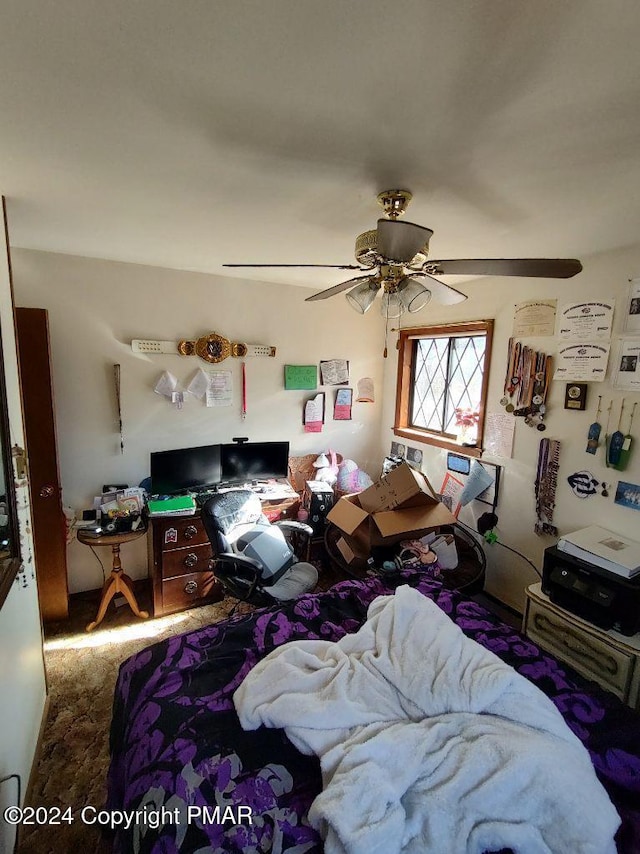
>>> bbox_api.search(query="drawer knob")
[184,525,198,540]
[184,580,198,594]
[183,552,199,568]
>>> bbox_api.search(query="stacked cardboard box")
[327,462,457,564]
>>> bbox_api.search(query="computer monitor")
[220,441,290,484]
[150,444,222,495]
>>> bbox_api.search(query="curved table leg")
[115,572,150,620]
[86,575,118,632]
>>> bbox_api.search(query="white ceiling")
[1,0,640,292]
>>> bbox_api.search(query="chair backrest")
[201,489,267,555]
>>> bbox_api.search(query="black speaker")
[304,483,334,536]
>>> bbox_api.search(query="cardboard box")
[357,462,438,513]
[327,462,456,554]
[335,535,369,567]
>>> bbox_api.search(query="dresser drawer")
[161,571,223,614]
[159,517,209,550]
[526,598,634,699]
[161,544,214,579]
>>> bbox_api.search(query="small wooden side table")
[78,527,149,632]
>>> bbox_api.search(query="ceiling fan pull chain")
[383,304,391,359]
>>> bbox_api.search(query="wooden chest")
[147,514,224,616]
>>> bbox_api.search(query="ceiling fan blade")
[305,275,374,302]
[427,258,582,278]
[410,273,467,305]
[223,263,363,270]
[376,219,434,264]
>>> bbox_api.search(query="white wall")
[379,243,640,611]
[11,248,386,594]
[0,205,46,854]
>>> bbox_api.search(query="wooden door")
[16,307,68,620]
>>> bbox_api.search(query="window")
[394,321,493,456]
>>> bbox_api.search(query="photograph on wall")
[614,340,640,390]
[624,278,640,335]
[614,480,640,511]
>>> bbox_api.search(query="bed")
[107,569,640,853]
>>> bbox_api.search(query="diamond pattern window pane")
[410,334,486,435]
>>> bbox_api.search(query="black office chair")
[201,490,317,605]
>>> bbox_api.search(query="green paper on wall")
[284,365,317,390]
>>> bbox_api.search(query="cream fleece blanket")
[234,585,620,854]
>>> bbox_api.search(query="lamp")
[380,290,405,319]
[345,279,379,314]
[397,277,432,313]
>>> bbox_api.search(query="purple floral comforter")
[108,571,640,853]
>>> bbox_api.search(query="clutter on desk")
[146,495,196,517]
[94,485,146,532]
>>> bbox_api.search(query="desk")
[78,527,149,632]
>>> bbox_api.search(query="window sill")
[393,427,483,458]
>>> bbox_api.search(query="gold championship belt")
[131,332,276,364]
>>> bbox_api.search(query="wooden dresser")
[523,583,640,709]
[147,514,223,616]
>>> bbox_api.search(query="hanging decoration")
[613,401,637,471]
[607,399,626,467]
[114,364,124,454]
[500,338,552,430]
[534,438,560,536]
[132,331,276,364]
[567,470,599,499]
[585,395,602,454]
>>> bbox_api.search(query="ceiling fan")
[224,189,582,319]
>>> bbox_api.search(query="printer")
[542,544,640,636]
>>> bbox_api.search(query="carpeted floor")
[17,586,256,854]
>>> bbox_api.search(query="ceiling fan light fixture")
[345,279,379,314]
[380,290,406,319]
[398,277,432,313]
[376,219,434,264]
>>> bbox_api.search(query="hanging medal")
[613,401,637,471]
[585,395,602,455]
[607,399,625,467]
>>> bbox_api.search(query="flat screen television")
[220,441,290,484]
[150,444,222,495]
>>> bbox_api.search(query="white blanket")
[234,585,620,854]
